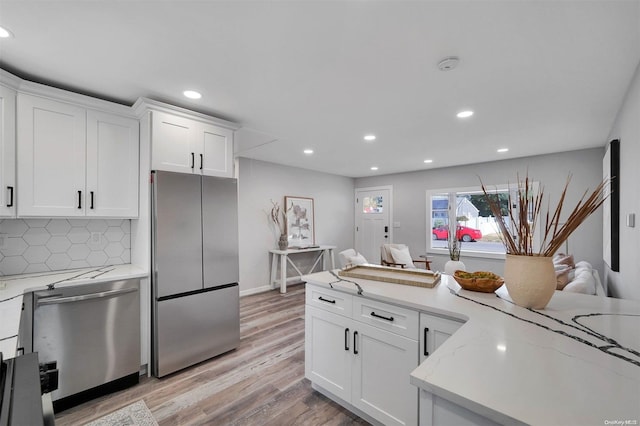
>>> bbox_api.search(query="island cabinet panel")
[419,313,498,426]
[17,93,139,218]
[305,305,352,402]
[0,84,16,218]
[151,110,234,178]
[352,320,418,426]
[305,283,419,426]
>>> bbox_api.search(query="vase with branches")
[480,173,608,308]
[270,200,292,250]
[444,226,465,274]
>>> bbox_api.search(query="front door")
[355,186,391,264]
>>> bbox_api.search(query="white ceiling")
[1,1,639,178]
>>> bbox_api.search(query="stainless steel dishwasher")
[31,279,140,412]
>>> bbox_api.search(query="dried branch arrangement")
[270,200,292,235]
[448,236,462,261]
[480,174,609,256]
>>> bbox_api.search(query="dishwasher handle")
[36,287,138,306]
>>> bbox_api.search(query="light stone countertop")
[0,264,148,359]
[303,270,640,426]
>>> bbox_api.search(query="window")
[362,196,383,214]
[426,183,539,259]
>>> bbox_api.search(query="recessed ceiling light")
[456,110,474,118]
[370,166,379,171]
[423,159,433,164]
[364,135,376,141]
[183,90,202,99]
[497,148,509,153]
[0,26,13,38]
[303,149,314,155]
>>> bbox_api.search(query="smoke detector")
[437,56,459,71]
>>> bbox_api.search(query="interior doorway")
[355,186,392,264]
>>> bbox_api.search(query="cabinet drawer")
[306,285,352,317]
[353,298,419,339]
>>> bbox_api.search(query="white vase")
[444,260,466,275]
[503,254,556,309]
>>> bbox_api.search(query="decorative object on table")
[339,264,440,288]
[270,199,292,250]
[481,174,608,309]
[603,139,620,272]
[453,270,504,293]
[85,400,158,426]
[284,196,315,247]
[444,229,465,275]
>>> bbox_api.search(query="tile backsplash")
[0,218,131,276]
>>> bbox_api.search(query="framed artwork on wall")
[285,196,315,247]
[603,139,620,272]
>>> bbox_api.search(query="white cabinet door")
[86,110,139,217]
[419,313,465,426]
[151,111,197,174]
[200,123,233,177]
[0,85,16,217]
[352,320,418,426]
[305,305,353,402]
[17,94,86,217]
[420,313,464,363]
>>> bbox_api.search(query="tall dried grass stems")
[480,174,609,256]
[270,200,292,235]
[448,237,462,261]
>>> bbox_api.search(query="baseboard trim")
[240,285,275,297]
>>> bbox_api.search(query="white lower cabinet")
[419,313,497,426]
[305,285,418,426]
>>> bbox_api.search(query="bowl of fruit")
[453,270,504,293]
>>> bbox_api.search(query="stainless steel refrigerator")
[151,170,240,378]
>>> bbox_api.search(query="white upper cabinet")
[86,110,139,217]
[150,111,195,174]
[18,94,86,217]
[149,108,235,178]
[17,92,139,218]
[200,123,233,177]
[0,84,16,218]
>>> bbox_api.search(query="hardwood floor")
[54,283,369,425]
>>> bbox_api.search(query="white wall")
[237,158,354,295]
[355,148,605,277]
[605,60,640,301]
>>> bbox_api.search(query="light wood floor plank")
[54,284,369,425]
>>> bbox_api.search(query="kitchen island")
[303,270,640,426]
[0,264,147,358]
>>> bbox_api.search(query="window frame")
[425,182,541,260]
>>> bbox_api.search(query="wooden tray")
[338,264,440,288]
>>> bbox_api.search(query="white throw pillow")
[563,270,596,295]
[349,253,368,265]
[389,246,416,269]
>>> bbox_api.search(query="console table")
[269,245,336,293]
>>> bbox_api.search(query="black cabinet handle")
[90,191,94,209]
[190,152,195,169]
[371,311,394,322]
[77,190,82,209]
[6,186,13,207]
[424,327,429,356]
[344,328,350,351]
[353,331,358,354]
[200,153,203,170]
[318,296,336,304]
